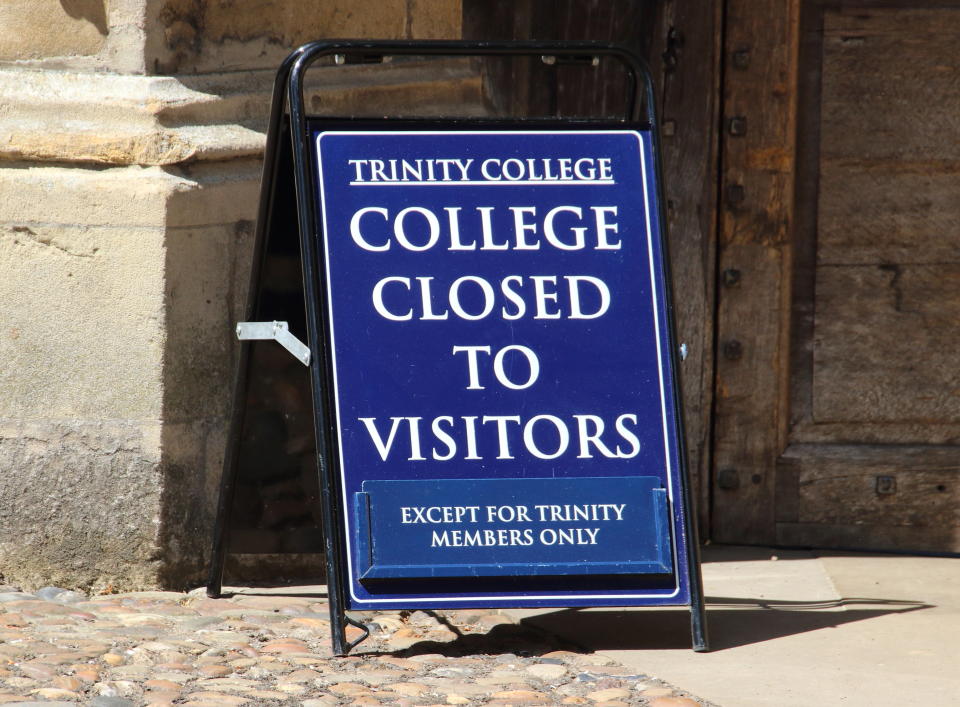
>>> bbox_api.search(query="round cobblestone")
[0,585,715,706]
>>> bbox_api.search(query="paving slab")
[508,546,960,707]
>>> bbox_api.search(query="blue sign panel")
[313,129,692,610]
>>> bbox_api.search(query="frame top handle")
[283,39,655,124]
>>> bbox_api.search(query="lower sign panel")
[354,477,673,581]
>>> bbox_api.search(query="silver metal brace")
[236,321,311,366]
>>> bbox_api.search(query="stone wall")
[0,0,471,591]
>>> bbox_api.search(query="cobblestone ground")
[0,584,714,707]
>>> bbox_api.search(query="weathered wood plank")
[779,444,960,529]
[651,0,722,539]
[781,2,960,554]
[818,170,960,265]
[462,0,659,119]
[813,264,960,425]
[712,241,790,529]
[461,0,554,117]
[783,442,960,465]
[552,0,656,118]
[787,421,960,447]
[817,8,960,265]
[774,464,800,523]
[783,0,831,494]
[820,8,960,163]
[712,0,801,544]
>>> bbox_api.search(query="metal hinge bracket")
[236,321,311,366]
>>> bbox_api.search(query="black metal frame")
[207,39,708,655]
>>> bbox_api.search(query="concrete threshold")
[506,545,960,707]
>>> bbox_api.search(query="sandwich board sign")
[207,40,707,655]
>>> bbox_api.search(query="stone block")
[0,0,107,60]
[0,63,484,167]
[0,161,258,589]
[0,419,163,591]
[0,0,149,74]
[0,49,487,590]
[1,0,463,77]
[146,0,461,75]
[411,0,463,39]
[0,188,166,421]
[305,61,487,119]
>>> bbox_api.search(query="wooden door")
[713,0,960,552]
[464,0,723,539]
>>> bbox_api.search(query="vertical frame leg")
[688,539,710,651]
[205,45,312,599]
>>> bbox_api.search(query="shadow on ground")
[222,586,588,658]
[220,563,932,655]
[518,596,931,651]
[355,620,587,659]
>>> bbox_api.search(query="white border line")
[316,129,681,604]
[349,179,616,187]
